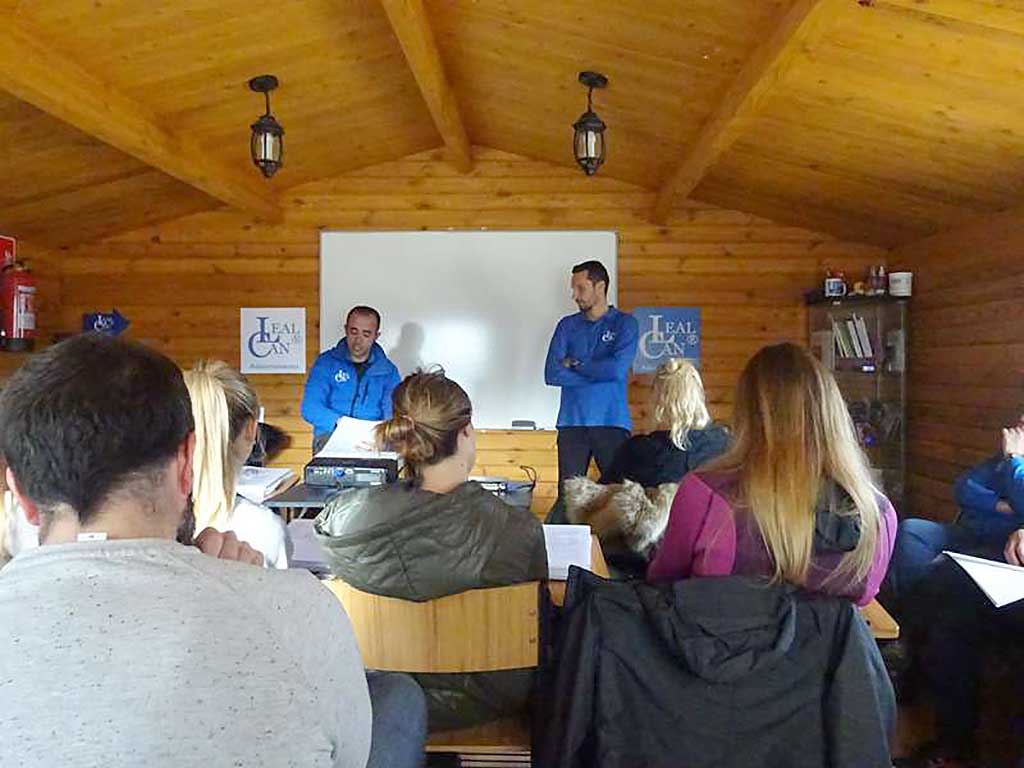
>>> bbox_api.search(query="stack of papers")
[316,416,399,460]
[236,466,295,503]
[543,524,592,580]
[944,551,1024,607]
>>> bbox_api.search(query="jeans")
[547,426,629,524]
[366,671,428,768]
[879,514,1022,619]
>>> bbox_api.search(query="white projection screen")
[319,231,618,429]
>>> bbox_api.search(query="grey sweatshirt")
[0,539,371,768]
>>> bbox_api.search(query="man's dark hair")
[0,334,194,524]
[572,260,610,292]
[346,305,381,330]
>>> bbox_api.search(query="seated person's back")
[185,360,290,569]
[599,358,728,487]
[565,359,729,573]
[317,369,547,729]
[0,335,370,768]
[648,343,897,607]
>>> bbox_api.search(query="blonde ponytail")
[184,361,259,530]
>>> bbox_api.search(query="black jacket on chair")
[534,570,895,768]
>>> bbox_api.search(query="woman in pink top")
[647,343,897,606]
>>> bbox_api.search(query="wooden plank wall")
[48,147,884,515]
[894,208,1024,522]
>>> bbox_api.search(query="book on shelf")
[853,313,874,357]
[830,313,875,361]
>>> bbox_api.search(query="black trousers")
[546,426,630,524]
[907,552,1024,757]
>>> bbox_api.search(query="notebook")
[236,466,295,503]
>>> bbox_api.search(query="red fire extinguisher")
[1,261,37,352]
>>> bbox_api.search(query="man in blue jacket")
[301,306,401,453]
[884,419,1024,611]
[885,422,1024,766]
[545,261,638,523]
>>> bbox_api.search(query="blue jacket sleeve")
[545,319,591,387]
[996,456,1024,515]
[954,457,1001,516]
[379,366,400,419]
[576,314,639,382]
[301,357,342,435]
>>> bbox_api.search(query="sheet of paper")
[543,524,592,580]
[236,466,294,503]
[287,519,330,573]
[315,416,398,460]
[944,551,1024,608]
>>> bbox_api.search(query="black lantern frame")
[249,75,284,178]
[573,71,608,176]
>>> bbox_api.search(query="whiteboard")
[319,231,618,429]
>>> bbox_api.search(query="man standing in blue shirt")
[301,305,401,453]
[545,261,638,522]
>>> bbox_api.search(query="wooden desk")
[860,599,899,640]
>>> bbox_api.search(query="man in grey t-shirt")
[0,336,414,768]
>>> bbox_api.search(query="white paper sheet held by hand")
[543,524,592,580]
[944,551,1024,608]
[316,416,397,459]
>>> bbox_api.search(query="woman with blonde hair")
[602,358,728,486]
[563,358,729,562]
[315,368,547,731]
[184,360,288,569]
[647,342,897,605]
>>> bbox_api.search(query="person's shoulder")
[688,468,738,501]
[311,346,341,368]
[555,312,581,329]
[614,307,639,327]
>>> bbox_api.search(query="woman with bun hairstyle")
[647,343,897,606]
[315,369,547,731]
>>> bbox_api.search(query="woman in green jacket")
[316,369,548,730]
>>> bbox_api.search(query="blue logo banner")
[83,309,129,336]
[633,307,701,373]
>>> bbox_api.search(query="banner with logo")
[240,308,306,374]
[632,307,701,374]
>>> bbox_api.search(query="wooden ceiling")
[2,0,1023,248]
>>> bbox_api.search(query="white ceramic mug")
[824,277,847,297]
[888,271,913,297]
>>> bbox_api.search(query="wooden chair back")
[323,580,540,673]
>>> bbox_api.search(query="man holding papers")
[301,305,401,454]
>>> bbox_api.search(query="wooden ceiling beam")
[0,22,280,220]
[379,0,473,173]
[651,0,836,223]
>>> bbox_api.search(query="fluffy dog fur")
[562,476,677,555]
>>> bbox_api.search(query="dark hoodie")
[533,570,895,768]
[599,424,730,487]
[647,470,897,606]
